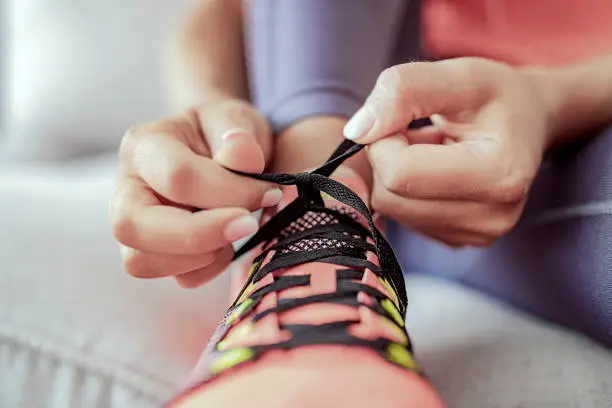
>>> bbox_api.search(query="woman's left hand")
[343,57,555,247]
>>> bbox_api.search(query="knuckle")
[491,173,530,203]
[453,57,485,74]
[225,100,254,123]
[452,57,494,77]
[371,183,398,217]
[381,170,409,195]
[165,161,195,201]
[469,236,495,248]
[373,63,431,123]
[112,212,137,246]
[377,66,403,95]
[483,214,518,238]
[119,124,145,158]
[182,229,210,253]
[370,190,389,215]
[121,248,150,278]
[376,64,414,101]
[123,124,144,143]
[175,273,204,289]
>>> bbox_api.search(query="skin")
[110,0,612,289]
[343,56,612,247]
[110,0,277,288]
[109,0,363,289]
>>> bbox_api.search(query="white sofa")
[1,2,611,407]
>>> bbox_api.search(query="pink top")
[422,0,612,66]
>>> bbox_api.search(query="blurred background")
[1,0,187,160]
[1,2,611,408]
[0,2,231,407]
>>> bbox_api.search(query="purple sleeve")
[244,0,408,133]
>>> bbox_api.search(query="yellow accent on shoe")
[382,317,409,345]
[248,260,261,279]
[238,281,257,304]
[386,343,419,371]
[379,276,400,308]
[227,298,254,325]
[217,323,253,351]
[216,339,229,351]
[381,298,404,327]
[210,347,255,374]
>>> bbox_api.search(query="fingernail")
[343,106,375,140]
[260,188,283,208]
[215,129,251,162]
[224,215,259,242]
[220,128,250,142]
[429,114,446,129]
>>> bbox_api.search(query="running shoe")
[166,140,445,408]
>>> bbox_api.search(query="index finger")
[110,178,259,254]
[344,59,496,144]
[131,130,278,210]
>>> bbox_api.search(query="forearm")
[526,54,612,145]
[168,0,248,109]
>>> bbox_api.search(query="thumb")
[343,59,490,144]
[197,99,272,173]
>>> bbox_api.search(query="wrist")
[274,116,372,188]
[521,56,612,147]
[520,66,565,148]
[171,86,243,112]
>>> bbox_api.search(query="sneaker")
[166,140,446,408]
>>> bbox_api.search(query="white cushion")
[405,274,612,408]
[0,158,230,407]
[1,0,191,161]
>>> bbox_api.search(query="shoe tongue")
[260,167,371,235]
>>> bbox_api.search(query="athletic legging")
[244,0,612,347]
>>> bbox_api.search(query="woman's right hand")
[109,98,282,288]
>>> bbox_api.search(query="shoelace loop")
[230,139,408,314]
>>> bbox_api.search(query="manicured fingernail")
[220,128,250,142]
[429,114,446,129]
[343,106,375,140]
[215,129,251,161]
[260,188,283,208]
[224,215,259,242]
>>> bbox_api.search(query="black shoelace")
[231,139,407,311]
[205,140,420,370]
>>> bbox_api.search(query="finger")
[120,245,223,279]
[199,100,272,173]
[175,246,235,288]
[371,179,519,238]
[367,133,528,202]
[343,58,496,143]
[131,130,281,210]
[405,126,446,145]
[415,227,494,248]
[110,179,259,254]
